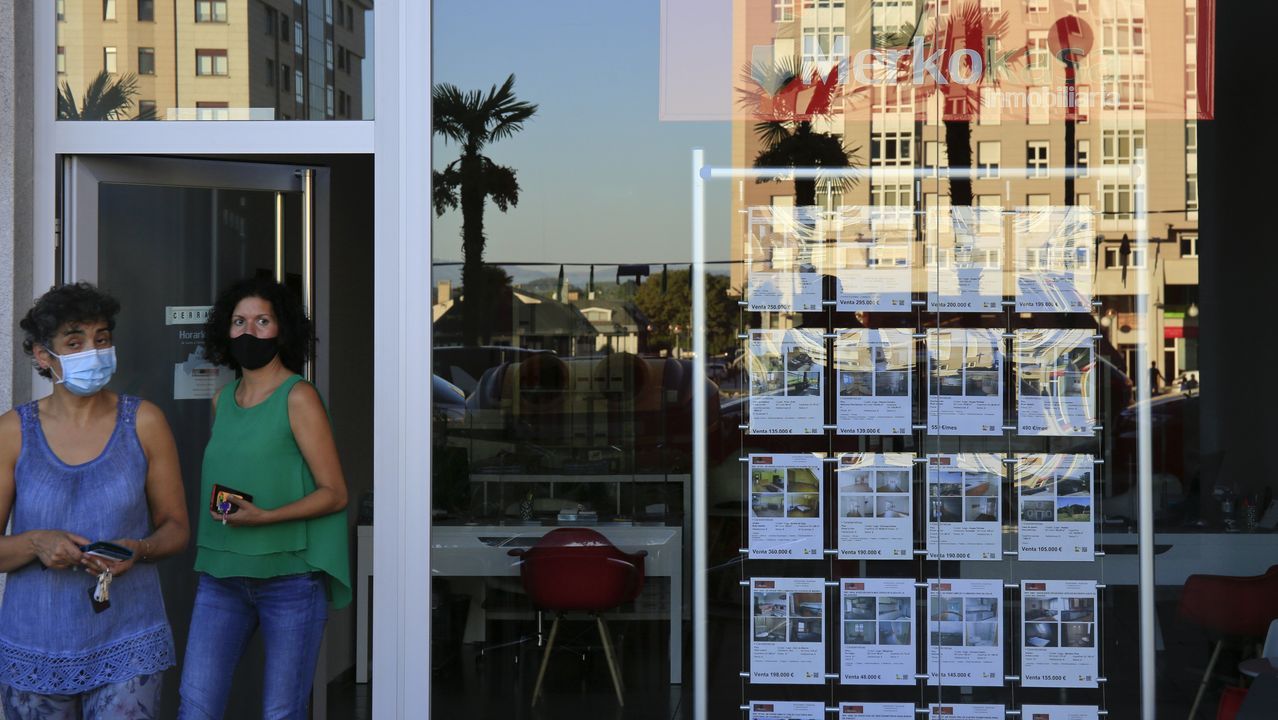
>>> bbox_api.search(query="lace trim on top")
[0,625,174,695]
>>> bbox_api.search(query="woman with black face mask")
[176,278,350,720]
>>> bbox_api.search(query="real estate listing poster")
[838,702,916,719]
[1016,454,1096,562]
[750,701,826,720]
[926,578,1004,687]
[834,328,914,436]
[1014,206,1095,313]
[1021,580,1099,688]
[749,454,824,560]
[926,205,1005,313]
[750,577,826,685]
[1019,706,1100,720]
[840,578,916,686]
[927,705,1005,719]
[926,454,1004,561]
[927,329,1005,436]
[833,206,913,312]
[836,452,914,560]
[1015,329,1096,436]
[746,205,825,312]
[748,328,826,435]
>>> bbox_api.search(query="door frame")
[31,2,433,718]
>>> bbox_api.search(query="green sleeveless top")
[194,375,352,609]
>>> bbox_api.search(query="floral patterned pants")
[0,673,162,720]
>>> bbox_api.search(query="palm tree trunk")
[794,178,818,208]
[944,119,974,207]
[459,156,487,347]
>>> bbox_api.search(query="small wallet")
[209,484,254,515]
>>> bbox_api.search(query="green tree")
[431,74,538,346]
[634,269,738,357]
[57,71,154,120]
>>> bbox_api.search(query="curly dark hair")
[20,282,121,379]
[203,277,312,375]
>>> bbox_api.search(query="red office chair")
[508,528,647,706]
[1178,565,1278,719]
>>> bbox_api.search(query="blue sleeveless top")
[0,395,175,694]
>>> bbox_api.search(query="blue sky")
[429,0,734,272]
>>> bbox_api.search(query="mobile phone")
[80,541,134,563]
[210,484,254,515]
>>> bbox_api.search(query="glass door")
[61,155,321,718]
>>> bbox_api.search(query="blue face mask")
[46,346,117,397]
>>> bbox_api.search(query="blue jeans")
[1,673,162,720]
[176,573,327,720]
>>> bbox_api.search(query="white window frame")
[196,0,229,23]
[1027,140,1049,178]
[1180,234,1198,258]
[295,20,305,55]
[977,140,1000,178]
[103,46,117,74]
[1077,139,1090,177]
[32,4,423,720]
[774,0,795,22]
[104,0,117,21]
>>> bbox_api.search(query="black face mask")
[230,334,279,370]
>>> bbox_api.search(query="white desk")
[355,524,683,684]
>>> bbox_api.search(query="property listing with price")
[748,328,826,435]
[837,702,916,719]
[748,454,824,559]
[833,205,913,312]
[1013,205,1095,314]
[834,328,914,436]
[1021,580,1099,688]
[1019,706,1100,720]
[926,454,1004,561]
[1015,329,1096,436]
[926,578,1004,687]
[926,204,1005,312]
[749,701,825,720]
[836,452,914,560]
[927,328,1005,436]
[927,704,1006,719]
[840,578,916,686]
[750,577,826,685]
[1016,454,1096,561]
[746,205,825,312]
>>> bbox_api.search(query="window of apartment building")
[977,194,1002,233]
[1103,18,1145,55]
[1077,192,1091,208]
[1027,141,1049,178]
[1186,3,1198,40]
[1102,128,1145,165]
[325,0,334,23]
[337,44,346,71]
[1076,84,1090,122]
[802,26,846,66]
[1186,173,1199,212]
[138,47,155,75]
[1077,139,1090,177]
[871,131,912,166]
[803,0,846,8]
[281,63,291,90]
[924,141,948,169]
[870,182,911,207]
[138,0,154,21]
[265,7,277,35]
[1027,194,1051,207]
[344,48,354,74]
[872,85,914,114]
[326,84,335,117]
[326,39,334,70]
[281,18,290,42]
[195,101,229,121]
[1104,74,1146,110]
[104,0,117,21]
[265,58,275,86]
[195,0,228,23]
[196,49,228,76]
[1185,121,1198,153]
[137,99,156,119]
[1075,0,1089,11]
[56,47,66,74]
[1180,234,1199,258]
[1104,246,1147,269]
[295,21,305,55]
[977,141,1000,178]
[1026,0,1048,12]
[104,47,118,74]
[774,0,795,22]
[57,0,65,21]
[1102,183,1138,222]
[871,0,913,33]
[295,70,305,104]
[979,87,1001,125]
[1027,30,1049,74]
[979,0,1000,9]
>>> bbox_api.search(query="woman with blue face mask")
[0,282,190,719]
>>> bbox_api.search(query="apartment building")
[732,0,1200,381]
[55,0,370,120]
